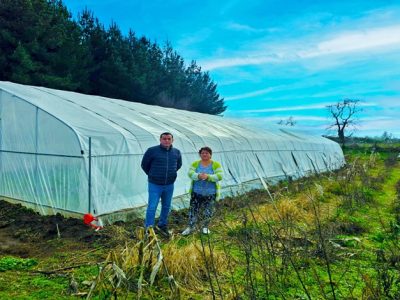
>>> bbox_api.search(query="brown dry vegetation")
[1,145,400,299]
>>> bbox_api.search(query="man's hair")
[160,132,173,138]
[199,146,212,155]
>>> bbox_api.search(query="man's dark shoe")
[155,225,170,238]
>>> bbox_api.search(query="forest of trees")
[0,0,226,115]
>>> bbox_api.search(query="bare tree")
[326,99,362,147]
[277,116,296,126]
[381,131,393,143]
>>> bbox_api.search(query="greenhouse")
[0,81,345,222]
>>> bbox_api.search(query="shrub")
[384,153,398,168]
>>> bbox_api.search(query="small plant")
[362,250,400,299]
[384,153,398,168]
[396,180,400,200]
[0,256,37,271]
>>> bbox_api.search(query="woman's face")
[200,150,211,161]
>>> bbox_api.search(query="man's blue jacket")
[141,145,182,185]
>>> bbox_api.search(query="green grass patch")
[0,256,37,272]
[1,145,400,299]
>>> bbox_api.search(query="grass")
[0,143,400,299]
[0,256,37,271]
[0,272,70,300]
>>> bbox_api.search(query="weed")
[384,153,399,168]
[1,146,400,299]
[0,256,37,271]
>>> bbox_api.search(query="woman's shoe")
[182,227,193,236]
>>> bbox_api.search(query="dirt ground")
[0,199,191,259]
[0,200,112,258]
[0,190,267,259]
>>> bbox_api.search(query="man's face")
[160,134,173,148]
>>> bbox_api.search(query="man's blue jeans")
[145,182,174,228]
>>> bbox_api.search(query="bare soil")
[0,189,269,259]
[0,200,106,258]
[0,199,191,259]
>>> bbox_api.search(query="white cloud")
[250,115,328,122]
[225,87,277,101]
[242,103,332,113]
[375,96,400,107]
[177,28,212,48]
[227,103,400,136]
[225,22,278,33]
[229,115,400,138]
[301,25,400,58]
[228,116,332,136]
[235,101,376,113]
[359,118,400,129]
[356,118,400,137]
[359,116,394,121]
[226,22,260,32]
[202,55,279,70]
[202,24,400,70]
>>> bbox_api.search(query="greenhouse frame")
[0,81,345,223]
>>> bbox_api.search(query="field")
[1,144,400,299]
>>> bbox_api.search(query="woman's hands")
[198,173,209,180]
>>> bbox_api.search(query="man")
[141,132,182,237]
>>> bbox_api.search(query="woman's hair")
[199,146,212,155]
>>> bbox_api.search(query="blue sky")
[64,0,400,138]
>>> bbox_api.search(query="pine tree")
[0,0,226,115]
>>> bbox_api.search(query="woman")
[182,146,223,235]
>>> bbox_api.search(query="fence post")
[88,137,92,213]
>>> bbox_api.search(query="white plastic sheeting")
[0,81,345,219]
